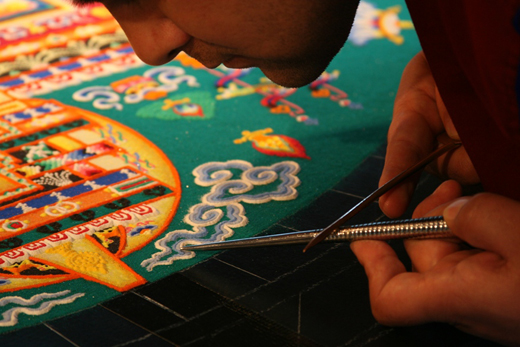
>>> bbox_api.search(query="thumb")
[443,193,520,258]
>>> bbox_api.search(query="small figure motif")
[234,128,310,159]
[309,70,362,109]
[162,98,204,117]
[350,1,414,46]
[110,75,167,101]
[136,92,214,120]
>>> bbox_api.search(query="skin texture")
[75,0,360,88]
[351,181,520,346]
[378,52,479,218]
[354,52,520,345]
[69,2,520,344]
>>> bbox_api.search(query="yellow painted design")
[175,52,206,69]
[0,1,34,17]
[269,105,292,114]
[162,98,191,111]
[18,113,67,131]
[144,90,168,100]
[41,201,80,218]
[0,92,11,104]
[125,81,158,95]
[67,129,104,145]
[0,175,20,194]
[46,243,108,275]
[216,83,256,100]
[234,128,291,152]
[121,196,174,256]
[311,89,331,98]
[34,238,146,291]
[0,5,181,298]
[90,6,113,19]
[0,101,25,116]
[47,136,83,151]
[2,259,58,276]
[94,225,124,250]
[89,154,127,171]
[377,6,413,45]
[9,166,39,178]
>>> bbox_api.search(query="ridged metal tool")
[303,141,461,252]
[181,216,452,251]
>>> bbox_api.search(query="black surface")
[102,292,185,332]
[0,146,500,347]
[46,305,154,347]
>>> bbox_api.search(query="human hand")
[379,51,479,218]
[351,180,520,346]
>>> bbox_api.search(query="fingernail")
[380,183,414,218]
[443,197,470,222]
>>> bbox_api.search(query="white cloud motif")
[141,160,301,271]
[0,290,85,327]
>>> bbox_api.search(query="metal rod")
[181,216,452,251]
[303,141,461,252]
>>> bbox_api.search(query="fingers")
[350,241,406,300]
[380,52,479,217]
[411,179,462,218]
[427,133,480,185]
[443,193,520,259]
[355,185,520,340]
[406,180,464,272]
[434,90,459,141]
[379,53,445,217]
[351,241,456,325]
[378,134,427,218]
[352,181,467,324]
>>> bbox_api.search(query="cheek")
[156,0,353,63]
[158,1,275,49]
[105,2,191,65]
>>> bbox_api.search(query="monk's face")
[73,0,359,87]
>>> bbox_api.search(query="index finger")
[379,53,447,217]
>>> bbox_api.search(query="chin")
[260,48,341,88]
[261,65,327,88]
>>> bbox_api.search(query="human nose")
[105,4,190,66]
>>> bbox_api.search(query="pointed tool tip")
[302,235,323,253]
